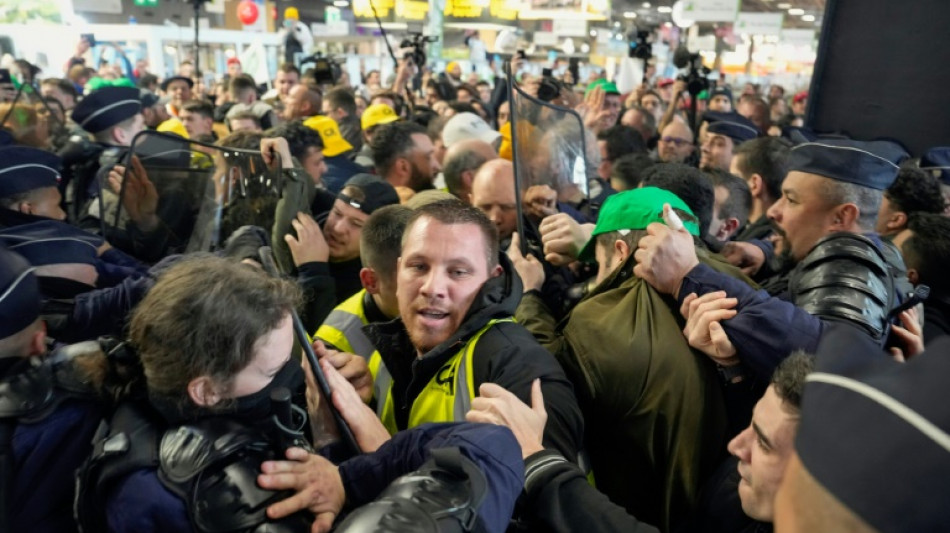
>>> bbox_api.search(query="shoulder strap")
[74,401,162,533]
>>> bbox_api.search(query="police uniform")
[66,86,142,225]
[0,146,63,229]
[672,139,912,382]
[795,326,950,532]
[0,245,104,533]
[704,111,760,146]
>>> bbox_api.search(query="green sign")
[134,0,159,7]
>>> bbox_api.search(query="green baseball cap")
[578,187,700,262]
[585,78,620,96]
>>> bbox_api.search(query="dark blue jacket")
[13,400,103,533]
[106,422,523,533]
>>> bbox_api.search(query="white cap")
[442,112,501,149]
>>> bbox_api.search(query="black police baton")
[257,246,361,456]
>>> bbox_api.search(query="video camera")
[299,52,342,86]
[400,32,438,68]
[629,31,653,61]
[537,68,565,103]
[673,45,711,96]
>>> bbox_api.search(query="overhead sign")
[353,0,428,23]
[781,29,816,47]
[443,0,518,22]
[735,12,784,35]
[681,0,741,22]
[553,19,587,37]
[353,0,395,20]
[71,0,123,14]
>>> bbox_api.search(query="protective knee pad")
[335,447,489,533]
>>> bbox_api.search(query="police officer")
[634,139,912,381]
[0,245,104,532]
[0,146,149,286]
[63,86,144,223]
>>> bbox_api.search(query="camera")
[628,31,652,61]
[537,68,563,103]
[400,32,438,68]
[673,45,710,96]
[300,52,341,86]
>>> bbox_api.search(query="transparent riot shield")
[509,79,594,205]
[106,130,283,258]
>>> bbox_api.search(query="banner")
[735,12,784,35]
[443,0,518,23]
[681,0,741,22]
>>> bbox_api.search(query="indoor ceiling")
[615,0,827,30]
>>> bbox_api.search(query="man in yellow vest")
[362,199,583,460]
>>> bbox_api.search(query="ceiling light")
[801,14,815,21]
[788,8,804,15]
[642,2,651,7]
[333,0,349,6]
[657,5,672,13]
[776,2,791,8]
[613,20,621,27]
[623,11,637,18]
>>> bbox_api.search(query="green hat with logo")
[578,186,699,262]
[585,78,620,96]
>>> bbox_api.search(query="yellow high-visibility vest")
[373,318,514,434]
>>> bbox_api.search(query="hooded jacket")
[516,247,746,532]
[365,253,584,460]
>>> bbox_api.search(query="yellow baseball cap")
[156,117,188,139]
[284,7,299,20]
[361,103,399,131]
[303,115,353,157]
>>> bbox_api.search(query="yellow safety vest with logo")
[371,317,514,435]
[315,290,390,410]
[314,289,378,360]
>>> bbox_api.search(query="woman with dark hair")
[75,254,526,533]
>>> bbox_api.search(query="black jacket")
[365,254,584,460]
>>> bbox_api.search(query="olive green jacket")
[516,248,754,532]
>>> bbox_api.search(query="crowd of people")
[1,37,949,533]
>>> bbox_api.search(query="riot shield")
[106,131,283,258]
[509,79,594,206]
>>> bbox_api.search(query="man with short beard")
[371,121,441,192]
[363,200,583,466]
[634,139,914,382]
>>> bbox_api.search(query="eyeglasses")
[660,136,691,147]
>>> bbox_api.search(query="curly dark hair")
[904,212,950,294]
[264,119,324,162]
[885,166,947,215]
[371,121,427,177]
[771,351,815,413]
